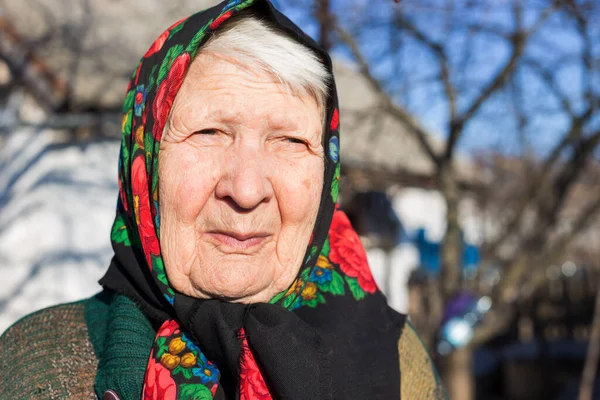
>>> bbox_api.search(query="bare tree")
[580,280,600,400]
[2,0,598,397]
[286,0,600,398]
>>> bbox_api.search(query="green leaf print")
[153,255,165,272]
[315,292,326,304]
[152,256,171,287]
[174,366,193,380]
[122,110,133,137]
[317,269,344,296]
[156,337,167,358]
[282,293,297,309]
[269,291,285,304]
[345,276,366,300]
[168,21,186,39]
[303,292,325,308]
[148,64,158,92]
[329,270,345,295]
[123,89,135,112]
[120,141,130,171]
[157,273,169,286]
[321,237,330,257]
[186,24,210,55]
[331,164,340,203]
[300,268,311,282]
[111,214,131,246]
[179,384,213,400]
[157,44,184,85]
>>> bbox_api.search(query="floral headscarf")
[100,0,406,399]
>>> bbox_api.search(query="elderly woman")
[0,1,445,399]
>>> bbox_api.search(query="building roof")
[1,0,220,109]
[2,0,481,186]
[335,61,483,188]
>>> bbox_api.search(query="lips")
[206,230,271,251]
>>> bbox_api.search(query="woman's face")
[158,52,324,303]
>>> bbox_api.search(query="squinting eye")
[285,137,306,144]
[196,129,218,135]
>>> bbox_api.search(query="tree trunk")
[384,249,393,299]
[439,165,463,303]
[443,347,475,400]
[316,0,332,51]
[579,282,600,400]
[439,164,475,398]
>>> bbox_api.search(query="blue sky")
[272,0,598,160]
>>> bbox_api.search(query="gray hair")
[201,14,330,118]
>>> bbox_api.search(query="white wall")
[367,187,483,314]
[0,129,119,333]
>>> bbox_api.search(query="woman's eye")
[196,129,218,135]
[285,137,306,145]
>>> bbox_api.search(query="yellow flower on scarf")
[301,282,317,300]
[180,352,197,368]
[168,337,186,355]
[161,353,180,370]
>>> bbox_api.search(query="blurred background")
[0,0,598,398]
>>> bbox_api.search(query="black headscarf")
[100,0,406,398]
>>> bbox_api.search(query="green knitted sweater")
[0,292,446,399]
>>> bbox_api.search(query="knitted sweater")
[0,292,446,399]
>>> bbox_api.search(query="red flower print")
[142,17,186,59]
[131,155,161,265]
[330,108,339,131]
[157,320,180,337]
[144,30,170,58]
[167,17,187,31]
[328,211,377,293]
[239,330,272,400]
[134,62,143,85]
[118,176,129,213]
[210,11,234,30]
[135,91,144,105]
[143,351,177,400]
[152,53,191,142]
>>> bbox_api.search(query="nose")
[215,147,274,211]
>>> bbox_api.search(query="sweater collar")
[86,291,156,399]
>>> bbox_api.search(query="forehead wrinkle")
[173,96,240,129]
[186,94,308,134]
[176,56,321,136]
[207,104,243,126]
[265,111,303,132]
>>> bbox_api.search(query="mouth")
[205,230,271,251]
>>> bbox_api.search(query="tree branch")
[523,58,575,118]
[446,0,556,161]
[539,130,600,225]
[580,279,600,400]
[392,16,457,116]
[514,194,600,307]
[498,129,600,300]
[0,111,121,134]
[334,24,442,168]
[482,107,593,259]
[391,15,459,161]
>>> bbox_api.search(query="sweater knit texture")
[0,292,446,399]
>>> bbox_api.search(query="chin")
[188,260,282,303]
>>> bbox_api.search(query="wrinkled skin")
[159,52,324,303]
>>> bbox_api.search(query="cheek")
[276,157,324,225]
[159,146,220,223]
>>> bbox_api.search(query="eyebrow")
[190,104,307,133]
[265,114,304,132]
